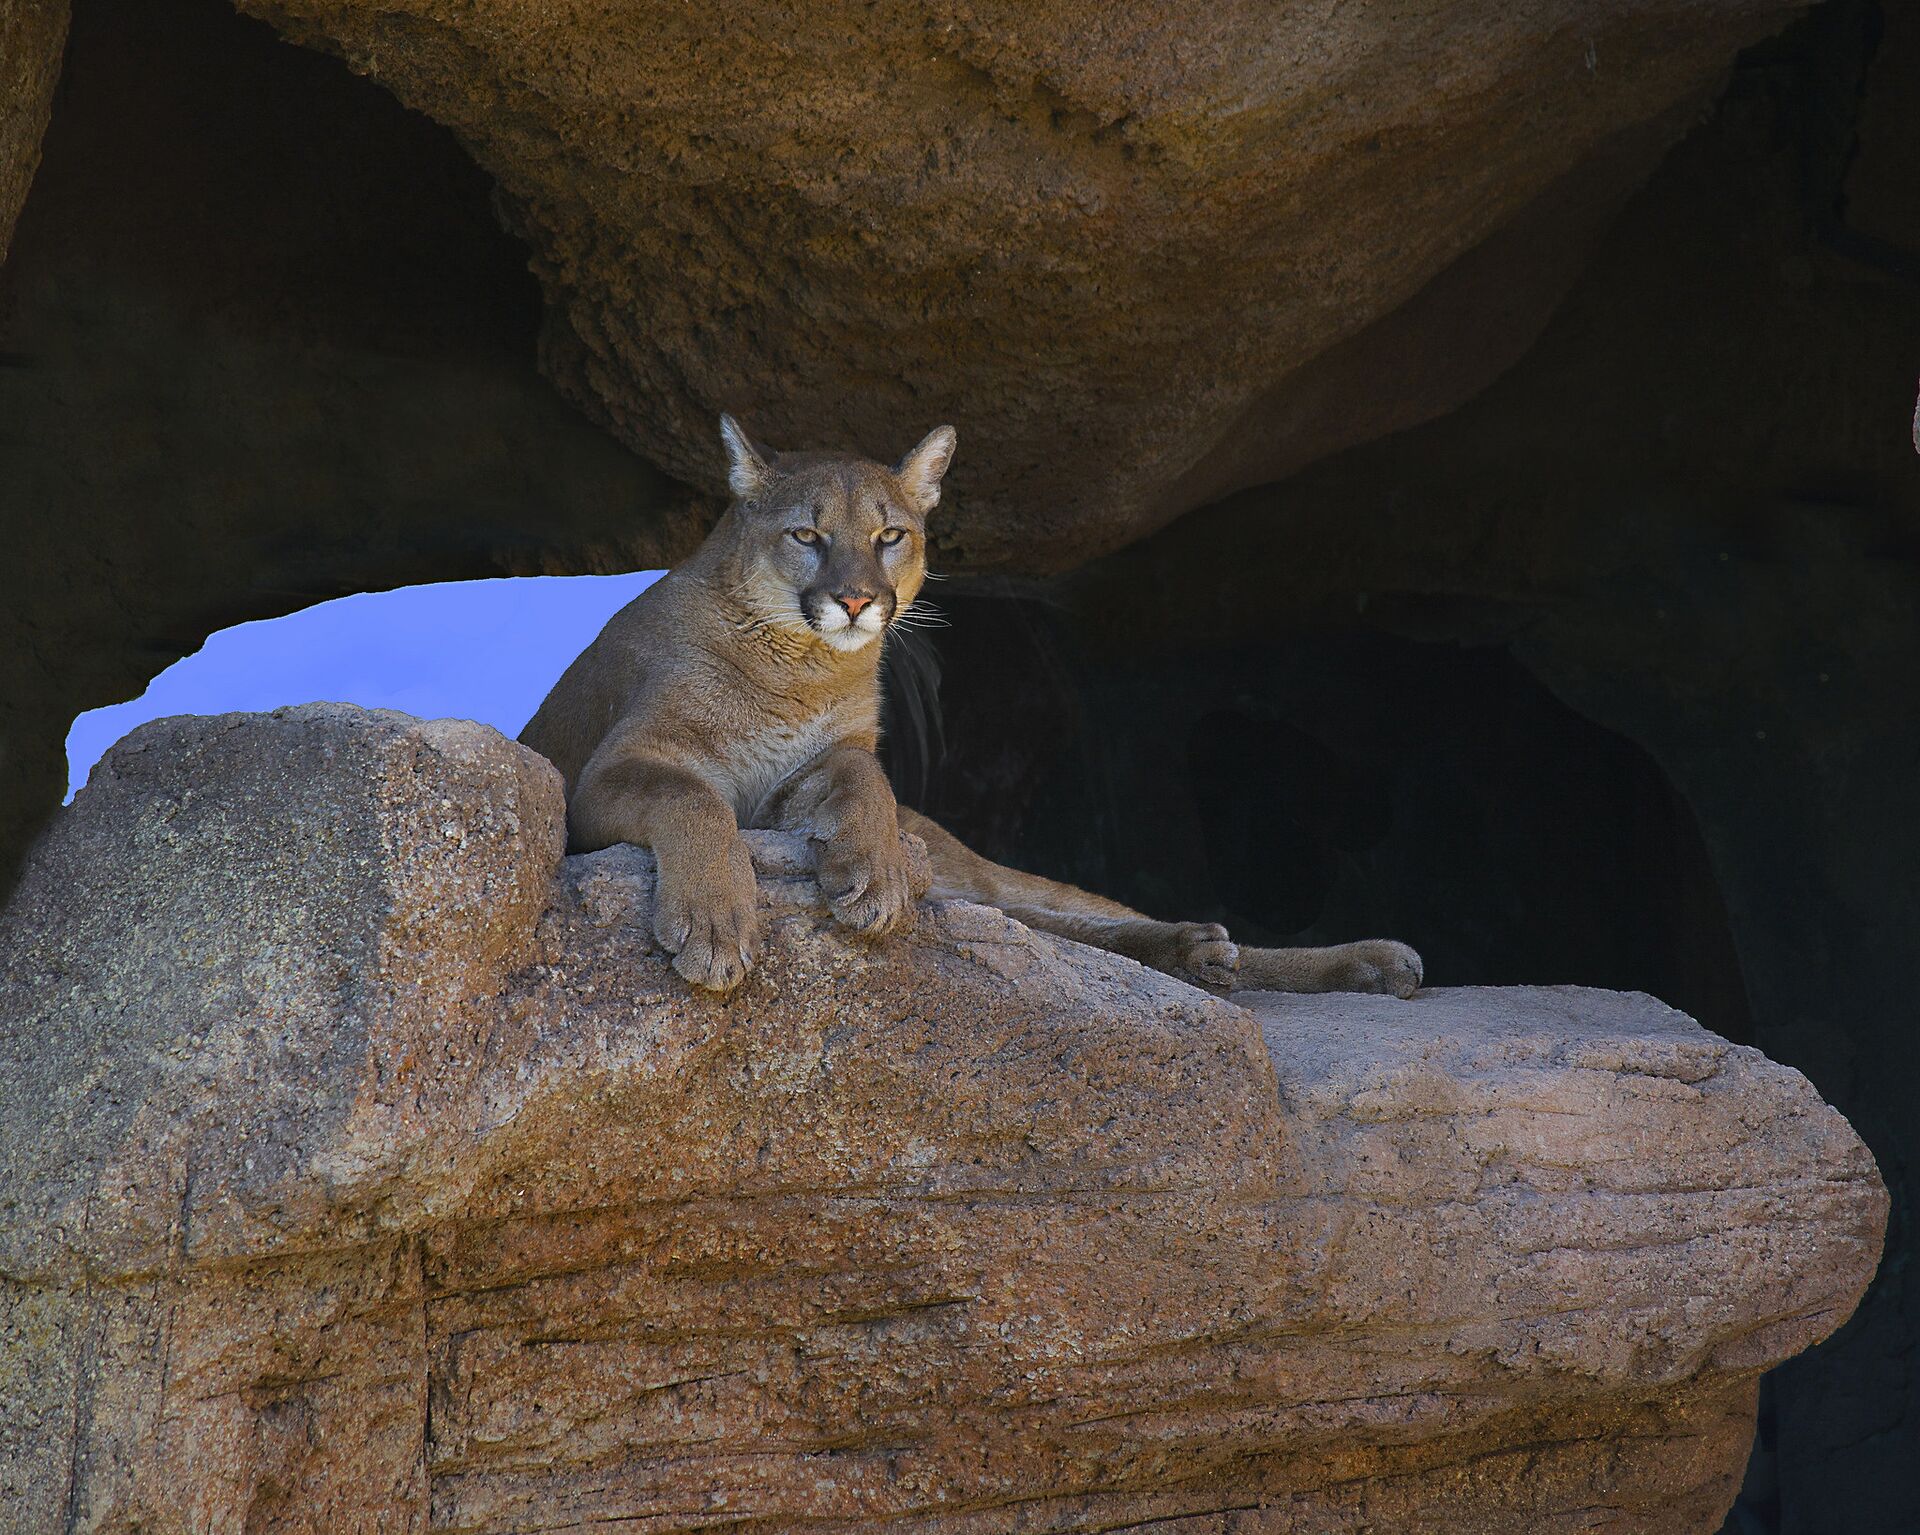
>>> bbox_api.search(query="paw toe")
[674,941,740,993]
[1189,953,1239,989]
[832,880,914,938]
[660,898,758,994]
[654,907,692,954]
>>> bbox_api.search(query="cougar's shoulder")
[518,565,695,793]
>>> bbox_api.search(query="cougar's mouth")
[804,591,891,651]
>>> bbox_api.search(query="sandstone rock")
[0,705,1886,1530]
[228,0,1801,569]
[0,0,66,265]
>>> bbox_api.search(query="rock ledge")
[0,705,1885,1532]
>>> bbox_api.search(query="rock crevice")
[0,705,1885,1532]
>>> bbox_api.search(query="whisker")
[891,597,950,632]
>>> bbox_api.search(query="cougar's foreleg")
[573,745,759,994]
[765,744,927,937]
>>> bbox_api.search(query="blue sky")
[66,572,661,800]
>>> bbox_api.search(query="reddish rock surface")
[218,0,1802,568]
[0,706,1885,1531]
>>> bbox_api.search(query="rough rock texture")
[225,0,1803,568]
[0,0,66,265]
[0,706,1885,1532]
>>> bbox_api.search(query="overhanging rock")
[0,704,1885,1532]
[229,0,1803,568]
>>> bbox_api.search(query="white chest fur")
[712,700,868,826]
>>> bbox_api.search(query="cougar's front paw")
[1331,939,1424,999]
[815,831,919,939]
[1165,921,1240,990]
[654,838,760,993]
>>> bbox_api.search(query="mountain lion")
[520,418,1423,998]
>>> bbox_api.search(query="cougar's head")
[718,414,956,655]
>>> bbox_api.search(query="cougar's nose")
[837,593,874,618]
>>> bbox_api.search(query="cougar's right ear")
[719,413,771,501]
[895,424,957,515]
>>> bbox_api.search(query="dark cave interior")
[890,604,1756,1049]
[3,0,1918,1529]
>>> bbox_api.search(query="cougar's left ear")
[719,413,772,502]
[895,425,957,515]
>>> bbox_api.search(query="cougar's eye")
[876,526,908,547]
[789,527,821,546]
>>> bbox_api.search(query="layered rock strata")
[0,705,1885,1532]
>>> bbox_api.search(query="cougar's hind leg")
[1233,940,1423,999]
[899,807,1239,989]
[899,809,1422,999]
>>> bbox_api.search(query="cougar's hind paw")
[1173,921,1239,991]
[1337,939,1423,999]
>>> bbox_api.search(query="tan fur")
[521,418,1423,999]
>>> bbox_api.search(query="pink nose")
[838,594,874,618]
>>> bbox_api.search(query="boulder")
[0,705,1886,1531]
[228,0,1804,568]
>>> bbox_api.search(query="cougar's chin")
[820,626,881,653]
